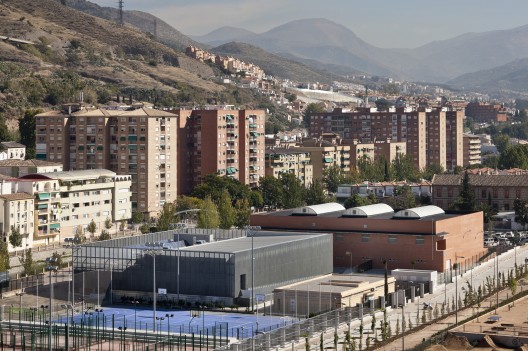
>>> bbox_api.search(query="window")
[388,235,397,244]
[335,234,344,241]
[240,274,246,290]
[415,236,425,245]
[361,234,370,242]
[504,189,509,199]
[493,189,498,198]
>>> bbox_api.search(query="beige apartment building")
[19,170,132,238]
[463,134,482,167]
[344,139,406,165]
[35,106,177,217]
[294,140,350,181]
[265,148,313,186]
[174,109,265,194]
[0,193,34,252]
[14,177,62,246]
[309,107,464,170]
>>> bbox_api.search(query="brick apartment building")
[35,106,177,217]
[465,102,508,123]
[432,174,528,212]
[251,203,485,272]
[309,107,464,170]
[174,109,266,194]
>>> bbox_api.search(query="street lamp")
[169,223,186,305]
[454,255,465,325]
[145,249,162,332]
[245,226,261,313]
[156,316,165,335]
[165,313,174,349]
[132,300,139,336]
[45,257,58,351]
[15,290,25,322]
[399,304,405,351]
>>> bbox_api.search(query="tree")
[384,185,416,209]
[156,202,176,231]
[19,109,40,159]
[514,199,528,229]
[493,134,510,154]
[131,211,143,225]
[421,163,444,181]
[302,103,325,127]
[217,189,236,229]
[280,173,305,209]
[508,274,517,296]
[192,174,250,205]
[9,226,22,249]
[258,176,283,209]
[197,196,220,229]
[19,249,35,276]
[119,216,126,232]
[249,190,264,209]
[374,98,392,111]
[305,179,328,205]
[98,230,111,241]
[234,198,251,228]
[104,217,113,230]
[0,242,10,272]
[391,154,420,182]
[456,172,475,211]
[343,194,376,209]
[499,144,528,169]
[87,219,97,238]
[74,227,86,243]
[139,223,150,234]
[175,196,203,221]
[323,164,346,194]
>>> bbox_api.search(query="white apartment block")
[0,193,34,253]
[0,142,26,161]
[24,169,133,238]
[0,159,63,178]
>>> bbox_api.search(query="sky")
[90,0,528,48]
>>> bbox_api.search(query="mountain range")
[193,18,528,90]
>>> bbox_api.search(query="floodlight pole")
[245,226,261,314]
[153,252,157,333]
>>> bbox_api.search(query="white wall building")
[0,142,26,161]
[0,193,35,252]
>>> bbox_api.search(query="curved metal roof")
[393,205,445,219]
[343,203,394,217]
[292,202,345,216]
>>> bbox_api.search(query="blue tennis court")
[55,306,298,339]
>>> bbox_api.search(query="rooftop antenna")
[118,0,124,26]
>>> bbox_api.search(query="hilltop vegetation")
[0,0,294,136]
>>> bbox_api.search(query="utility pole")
[118,0,124,26]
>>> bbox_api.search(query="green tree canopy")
[305,179,329,205]
[384,185,416,209]
[280,173,305,209]
[343,194,377,209]
[421,163,444,181]
[156,202,176,231]
[86,219,97,237]
[492,134,511,154]
[514,198,528,229]
[302,103,325,127]
[9,226,22,249]
[234,198,251,228]
[0,242,9,272]
[456,172,476,211]
[391,154,420,182]
[374,98,393,111]
[192,174,250,204]
[197,196,220,229]
[258,176,283,209]
[217,189,236,229]
[19,109,40,159]
[499,144,528,169]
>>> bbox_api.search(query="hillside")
[447,58,528,93]
[212,42,340,83]
[0,0,287,132]
[58,0,202,51]
[192,26,255,47]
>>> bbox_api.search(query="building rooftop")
[181,232,329,254]
[0,193,34,201]
[275,273,394,294]
[0,159,62,167]
[0,141,25,149]
[21,169,119,182]
[432,174,528,187]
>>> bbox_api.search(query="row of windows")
[335,234,425,245]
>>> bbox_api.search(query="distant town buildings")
[309,107,464,170]
[465,101,508,123]
[185,46,265,79]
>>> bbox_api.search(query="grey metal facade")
[73,230,333,303]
